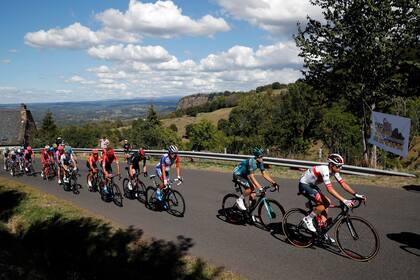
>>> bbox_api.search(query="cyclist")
[154,145,182,200]
[61,146,77,183]
[102,148,121,187]
[128,148,148,191]
[3,147,10,170]
[123,139,131,164]
[40,145,51,179]
[299,154,366,236]
[55,145,65,184]
[86,149,101,190]
[16,148,24,172]
[233,147,279,211]
[23,146,34,172]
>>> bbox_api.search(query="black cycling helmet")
[252,147,264,158]
[168,145,178,154]
[328,154,344,167]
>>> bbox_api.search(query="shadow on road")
[387,232,420,257]
[402,185,420,193]
[0,188,223,280]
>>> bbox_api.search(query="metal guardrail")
[25,147,415,178]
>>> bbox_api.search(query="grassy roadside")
[0,177,245,280]
[180,159,420,189]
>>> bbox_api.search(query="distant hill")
[0,97,179,126]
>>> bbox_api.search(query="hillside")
[162,107,234,138]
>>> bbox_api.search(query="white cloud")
[25,23,101,49]
[200,41,301,71]
[0,86,19,94]
[1,59,11,64]
[87,44,173,63]
[217,0,322,34]
[96,0,230,38]
[55,89,73,94]
[65,75,95,85]
[8,49,18,53]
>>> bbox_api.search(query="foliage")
[169,124,178,132]
[185,120,227,152]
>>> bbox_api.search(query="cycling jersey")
[299,165,344,190]
[155,153,179,172]
[86,154,100,170]
[60,154,74,166]
[55,151,63,164]
[123,143,130,153]
[24,150,33,161]
[41,150,50,164]
[233,158,265,177]
[102,153,118,173]
[130,151,146,169]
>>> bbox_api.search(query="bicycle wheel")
[166,189,186,217]
[257,199,285,233]
[111,183,123,207]
[336,216,380,261]
[122,178,133,199]
[282,208,314,248]
[221,193,244,224]
[145,186,158,210]
[136,181,147,204]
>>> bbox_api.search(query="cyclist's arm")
[261,170,276,185]
[339,180,357,196]
[248,173,262,190]
[326,184,346,202]
[161,163,167,181]
[71,157,77,169]
[102,160,108,177]
[115,160,120,175]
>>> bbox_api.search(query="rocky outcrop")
[176,94,210,111]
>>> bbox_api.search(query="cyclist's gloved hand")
[355,193,366,200]
[343,199,354,208]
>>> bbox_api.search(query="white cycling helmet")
[17,148,21,153]
[168,145,178,154]
[328,154,344,167]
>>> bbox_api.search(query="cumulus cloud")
[200,41,302,71]
[96,0,230,38]
[1,59,11,64]
[24,1,230,49]
[217,0,322,34]
[87,44,173,63]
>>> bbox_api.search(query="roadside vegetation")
[0,177,245,280]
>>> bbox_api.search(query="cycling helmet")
[58,145,64,151]
[252,147,264,158]
[92,149,98,155]
[106,148,115,157]
[124,139,128,143]
[168,145,178,154]
[49,147,54,152]
[328,154,344,167]
[53,143,58,149]
[27,146,32,151]
[17,148,21,153]
[139,148,145,157]
[45,145,50,149]
[64,146,72,154]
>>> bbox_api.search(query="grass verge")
[0,176,245,280]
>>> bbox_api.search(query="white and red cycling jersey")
[300,165,344,190]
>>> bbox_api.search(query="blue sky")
[0,0,322,104]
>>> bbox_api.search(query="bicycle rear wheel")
[111,182,123,207]
[257,199,285,233]
[166,189,185,217]
[336,216,380,261]
[221,193,244,224]
[282,208,314,248]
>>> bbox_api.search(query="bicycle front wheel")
[166,189,186,217]
[282,208,314,248]
[122,178,132,199]
[257,199,285,233]
[111,183,123,207]
[336,216,380,261]
[136,181,147,204]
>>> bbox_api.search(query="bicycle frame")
[232,182,276,218]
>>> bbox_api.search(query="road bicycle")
[23,159,36,176]
[87,168,104,193]
[221,181,285,231]
[41,161,57,180]
[62,167,81,194]
[145,175,185,217]
[9,159,21,177]
[282,194,380,261]
[122,167,147,203]
[99,174,123,207]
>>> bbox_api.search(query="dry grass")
[161,107,234,137]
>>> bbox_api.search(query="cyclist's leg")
[299,182,328,229]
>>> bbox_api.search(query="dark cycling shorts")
[233,174,251,188]
[299,182,322,203]
[86,161,97,171]
[104,163,113,174]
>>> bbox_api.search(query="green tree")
[146,105,161,127]
[186,120,226,151]
[295,0,420,162]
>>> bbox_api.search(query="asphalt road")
[1,162,419,280]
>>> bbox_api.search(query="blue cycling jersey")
[233,158,265,177]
